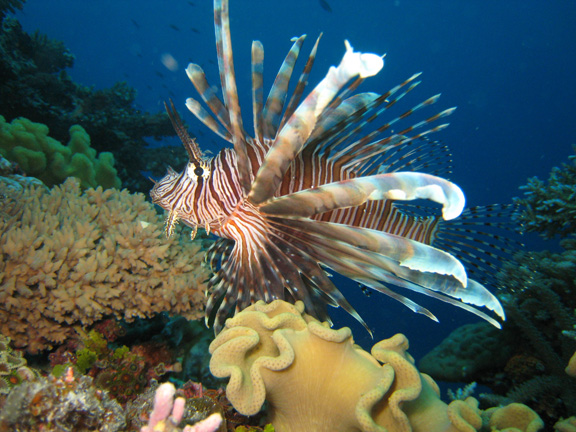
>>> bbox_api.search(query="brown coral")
[0,178,210,353]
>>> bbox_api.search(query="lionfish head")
[150,100,212,238]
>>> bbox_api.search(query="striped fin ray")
[277,93,382,195]
[214,0,251,192]
[269,217,505,327]
[331,99,454,171]
[185,98,232,142]
[274,75,446,196]
[360,137,453,177]
[185,63,232,140]
[432,204,521,287]
[305,75,421,161]
[260,171,466,221]
[273,216,468,285]
[164,100,205,163]
[248,41,385,205]
[262,35,307,140]
[204,217,365,333]
[278,35,322,133]
[251,41,265,144]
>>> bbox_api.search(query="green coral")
[0,115,121,189]
[514,146,576,238]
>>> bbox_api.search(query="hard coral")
[0,178,210,353]
[514,145,576,239]
[209,300,543,432]
[0,115,121,189]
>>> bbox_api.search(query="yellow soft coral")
[0,115,121,189]
[210,300,546,432]
[0,178,209,353]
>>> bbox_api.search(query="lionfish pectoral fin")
[165,210,179,238]
[269,217,504,328]
[270,217,468,287]
[248,42,384,205]
[353,277,440,322]
[261,172,465,221]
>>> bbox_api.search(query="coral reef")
[514,146,576,239]
[49,329,181,405]
[0,153,44,221]
[0,333,37,398]
[420,231,576,426]
[0,0,24,21]
[420,149,576,427]
[0,368,126,431]
[0,115,121,189]
[0,178,211,353]
[209,299,544,432]
[0,11,177,193]
[420,322,515,382]
[140,382,224,432]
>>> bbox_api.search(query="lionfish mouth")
[151,0,514,333]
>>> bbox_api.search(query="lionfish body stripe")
[151,0,511,332]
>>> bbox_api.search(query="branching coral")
[0,178,211,353]
[0,0,24,21]
[513,146,576,239]
[0,115,121,189]
[209,299,543,432]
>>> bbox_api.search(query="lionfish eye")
[194,165,204,176]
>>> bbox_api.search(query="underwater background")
[1,0,575,430]
[15,0,574,352]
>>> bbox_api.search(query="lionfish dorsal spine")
[214,0,251,193]
[248,41,384,205]
[151,0,510,333]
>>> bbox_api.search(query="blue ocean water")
[13,0,576,358]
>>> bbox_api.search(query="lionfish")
[151,0,508,332]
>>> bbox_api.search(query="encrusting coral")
[0,115,121,189]
[0,178,210,353]
[209,299,543,432]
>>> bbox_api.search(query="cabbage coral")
[0,178,210,353]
